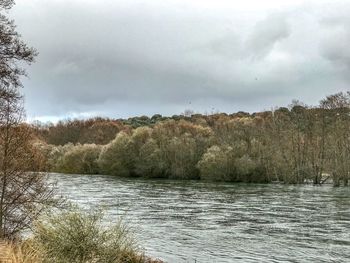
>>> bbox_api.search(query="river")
[51,173,350,263]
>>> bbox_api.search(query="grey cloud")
[318,7,350,83]
[246,14,291,58]
[320,26,350,69]
[10,0,350,120]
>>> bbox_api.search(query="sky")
[9,0,350,122]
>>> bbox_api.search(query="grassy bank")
[0,208,162,263]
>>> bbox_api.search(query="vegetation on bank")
[33,92,350,186]
[0,207,162,263]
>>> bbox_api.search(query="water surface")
[51,173,350,263]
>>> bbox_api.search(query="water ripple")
[50,173,350,263]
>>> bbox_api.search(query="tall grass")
[0,241,41,263]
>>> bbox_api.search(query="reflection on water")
[51,173,350,263]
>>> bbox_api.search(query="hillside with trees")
[34,92,350,187]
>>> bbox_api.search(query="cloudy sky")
[10,0,350,121]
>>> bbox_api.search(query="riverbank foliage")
[0,208,162,263]
[33,92,350,186]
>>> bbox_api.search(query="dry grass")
[0,241,163,263]
[0,241,41,263]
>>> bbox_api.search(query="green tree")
[197,145,235,181]
[98,132,135,176]
[57,144,102,174]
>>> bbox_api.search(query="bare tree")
[0,87,54,239]
[0,1,53,239]
[320,92,350,186]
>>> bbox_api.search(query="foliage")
[134,138,167,178]
[32,118,126,146]
[32,207,145,263]
[197,145,235,181]
[56,144,102,174]
[34,92,350,186]
[98,132,135,176]
[0,208,162,263]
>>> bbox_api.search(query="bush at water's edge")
[0,207,163,263]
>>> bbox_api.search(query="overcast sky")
[10,0,350,121]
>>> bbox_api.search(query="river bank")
[0,208,164,263]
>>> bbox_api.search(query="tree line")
[35,92,350,186]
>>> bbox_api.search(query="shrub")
[151,120,214,179]
[32,208,145,263]
[134,139,167,178]
[198,146,268,182]
[49,143,75,172]
[57,144,102,174]
[197,145,235,181]
[234,155,268,183]
[167,135,198,179]
[98,132,135,176]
